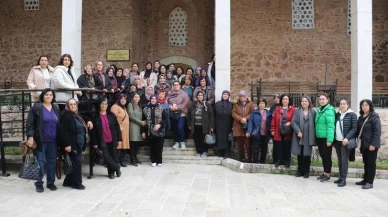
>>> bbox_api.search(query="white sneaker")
[172,142,180,149]
[157,163,162,167]
[152,163,157,167]
[180,142,186,150]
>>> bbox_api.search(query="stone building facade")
[0,0,387,96]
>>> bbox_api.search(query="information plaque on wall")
[106,49,130,61]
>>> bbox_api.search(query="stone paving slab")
[1,163,388,217]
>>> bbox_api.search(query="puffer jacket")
[357,111,381,149]
[335,109,357,141]
[247,109,272,140]
[315,104,336,143]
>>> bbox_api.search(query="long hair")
[36,55,49,66]
[359,99,374,116]
[58,54,74,69]
[299,96,312,109]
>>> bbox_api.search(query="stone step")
[162,139,195,147]
[135,154,222,165]
[138,147,215,155]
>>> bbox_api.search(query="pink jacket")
[26,65,55,101]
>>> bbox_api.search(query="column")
[351,0,372,112]
[61,0,83,77]
[215,0,231,99]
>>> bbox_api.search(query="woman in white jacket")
[139,62,157,88]
[52,54,81,110]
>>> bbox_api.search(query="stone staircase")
[136,139,223,165]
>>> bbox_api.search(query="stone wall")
[231,0,388,97]
[0,0,61,82]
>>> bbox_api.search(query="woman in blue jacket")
[246,98,272,163]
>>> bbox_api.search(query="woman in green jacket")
[128,93,146,166]
[315,93,336,182]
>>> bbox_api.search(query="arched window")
[169,7,188,46]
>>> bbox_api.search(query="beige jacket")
[139,71,158,88]
[26,65,55,102]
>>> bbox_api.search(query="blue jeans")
[33,141,57,186]
[171,117,186,143]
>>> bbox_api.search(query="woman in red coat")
[270,94,295,168]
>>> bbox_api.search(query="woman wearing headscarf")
[77,64,98,111]
[133,75,144,95]
[232,90,255,163]
[167,81,190,150]
[214,90,233,158]
[140,86,155,109]
[271,94,296,168]
[124,83,137,104]
[142,94,167,167]
[154,75,171,94]
[110,94,130,167]
[27,55,54,103]
[157,89,171,130]
[59,99,93,190]
[115,68,126,91]
[291,96,316,178]
[90,97,122,179]
[193,77,215,105]
[194,68,213,87]
[188,91,215,158]
[165,70,177,88]
[140,62,158,88]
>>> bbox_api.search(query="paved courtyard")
[1,163,388,217]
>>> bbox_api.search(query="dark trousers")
[236,136,251,162]
[130,141,141,161]
[251,136,269,163]
[64,153,82,187]
[149,137,164,164]
[102,142,120,175]
[33,141,57,186]
[297,148,311,175]
[171,117,186,143]
[194,125,208,154]
[273,137,291,165]
[317,138,333,173]
[118,149,127,164]
[362,147,378,184]
[334,141,350,180]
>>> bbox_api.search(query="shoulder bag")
[357,116,369,149]
[18,150,40,180]
[151,125,166,138]
[338,117,357,150]
[204,131,216,147]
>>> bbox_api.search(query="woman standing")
[166,81,190,150]
[246,98,272,164]
[154,75,171,94]
[355,99,381,189]
[333,99,357,187]
[315,93,336,182]
[232,90,255,163]
[291,96,316,178]
[128,93,146,166]
[140,86,155,108]
[116,68,126,91]
[133,76,144,96]
[26,89,60,193]
[111,94,130,167]
[140,62,158,88]
[182,76,194,101]
[187,91,214,158]
[52,54,82,109]
[27,55,54,103]
[106,68,119,92]
[270,94,296,168]
[60,99,93,190]
[157,89,171,130]
[176,67,185,84]
[142,94,167,167]
[90,97,122,179]
[158,65,167,78]
[193,77,215,105]
[214,90,233,158]
[165,70,177,88]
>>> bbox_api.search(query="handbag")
[150,125,166,138]
[240,106,248,130]
[357,116,369,149]
[204,131,216,145]
[280,112,292,135]
[63,153,75,175]
[18,151,40,180]
[170,111,182,120]
[92,148,105,165]
[56,156,62,180]
[338,117,357,150]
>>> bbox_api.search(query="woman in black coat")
[90,97,122,179]
[59,99,93,190]
[355,99,381,189]
[333,98,357,187]
[214,90,233,158]
[187,91,215,158]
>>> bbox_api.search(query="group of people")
[25,53,381,193]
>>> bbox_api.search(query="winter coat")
[357,111,381,149]
[90,112,122,148]
[335,109,357,141]
[52,65,79,103]
[315,104,336,143]
[193,86,215,105]
[26,65,55,102]
[59,110,89,153]
[26,103,60,152]
[139,71,158,88]
[111,104,130,149]
[187,101,214,134]
[232,99,255,137]
[214,100,233,150]
[247,109,272,140]
[270,106,296,141]
[128,103,143,142]
[291,108,316,156]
